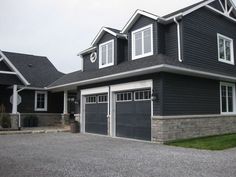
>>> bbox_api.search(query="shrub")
[1,115,11,128]
[23,115,38,127]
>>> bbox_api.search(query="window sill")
[99,63,114,69]
[132,52,153,60]
[218,59,234,65]
[35,109,47,112]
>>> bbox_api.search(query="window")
[132,24,153,60]
[35,91,47,111]
[134,90,151,101]
[116,92,132,102]
[220,82,235,114]
[86,96,96,104]
[217,34,234,65]
[98,95,108,103]
[99,40,114,68]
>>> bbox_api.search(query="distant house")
[47,0,236,143]
[0,50,66,128]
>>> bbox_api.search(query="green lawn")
[165,134,236,150]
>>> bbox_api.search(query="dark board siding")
[209,1,224,12]
[127,16,158,61]
[18,90,63,113]
[164,22,178,59]
[83,52,98,72]
[0,75,23,86]
[161,73,220,116]
[0,86,12,113]
[182,7,236,77]
[153,74,163,116]
[0,61,11,71]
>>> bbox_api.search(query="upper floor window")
[99,39,114,68]
[132,24,153,60]
[220,82,235,114]
[217,34,234,65]
[35,91,48,111]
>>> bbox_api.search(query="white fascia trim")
[206,4,236,23]
[0,57,3,62]
[34,91,48,112]
[121,10,159,33]
[0,50,30,86]
[78,47,97,56]
[0,71,17,75]
[47,64,236,90]
[110,80,152,92]
[81,86,109,96]
[91,27,118,46]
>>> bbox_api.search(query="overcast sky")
[0,0,235,73]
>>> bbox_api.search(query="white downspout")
[174,17,183,62]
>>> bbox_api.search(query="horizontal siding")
[164,23,178,59]
[182,7,236,76]
[162,73,220,116]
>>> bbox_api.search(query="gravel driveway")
[0,133,235,177]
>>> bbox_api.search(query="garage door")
[116,90,151,141]
[85,94,108,135]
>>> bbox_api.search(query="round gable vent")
[90,52,97,63]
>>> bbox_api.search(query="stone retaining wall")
[152,115,236,143]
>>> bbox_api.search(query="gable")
[129,15,156,33]
[206,0,236,22]
[0,60,12,71]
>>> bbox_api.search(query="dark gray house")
[0,50,64,128]
[48,0,236,142]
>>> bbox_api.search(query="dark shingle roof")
[49,54,182,88]
[3,51,64,88]
[162,0,206,18]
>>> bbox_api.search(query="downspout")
[174,17,183,62]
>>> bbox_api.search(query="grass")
[165,134,236,150]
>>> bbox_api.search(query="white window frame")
[116,92,133,102]
[85,95,97,104]
[134,90,151,101]
[132,24,153,60]
[220,82,236,114]
[217,33,234,65]
[34,91,48,111]
[98,94,108,103]
[99,39,114,69]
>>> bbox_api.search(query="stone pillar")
[12,85,18,114]
[10,114,19,129]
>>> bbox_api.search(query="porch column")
[63,90,68,114]
[62,90,69,125]
[12,84,17,114]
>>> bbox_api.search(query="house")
[0,50,66,128]
[48,0,236,142]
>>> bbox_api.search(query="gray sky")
[0,0,235,73]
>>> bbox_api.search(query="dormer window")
[132,24,153,60]
[217,33,234,65]
[99,39,114,68]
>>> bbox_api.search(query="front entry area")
[85,94,108,135]
[115,90,151,141]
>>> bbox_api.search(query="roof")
[48,55,184,89]
[2,51,64,88]
[162,0,207,18]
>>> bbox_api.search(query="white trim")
[110,80,152,92]
[0,57,3,62]
[81,86,109,96]
[34,91,48,112]
[121,10,159,33]
[134,90,151,101]
[174,18,183,62]
[220,82,236,114]
[99,39,115,69]
[131,24,154,60]
[206,5,236,23]
[0,50,30,85]
[63,91,68,114]
[78,47,97,56]
[217,33,234,65]
[0,71,17,75]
